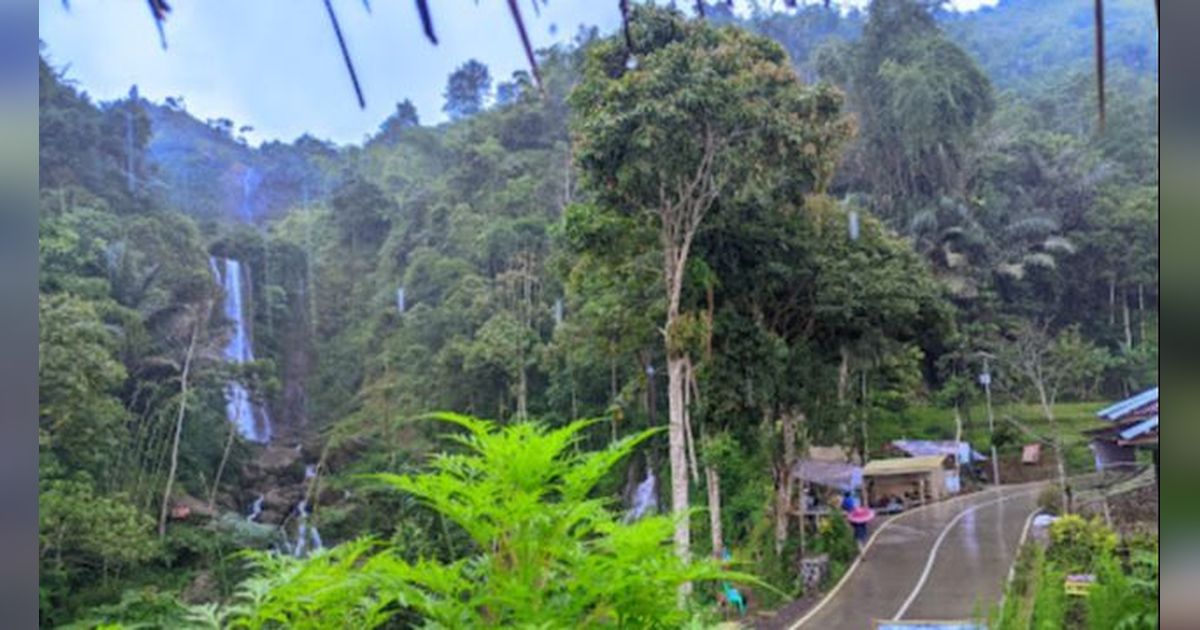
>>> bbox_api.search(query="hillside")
[37,2,1157,626]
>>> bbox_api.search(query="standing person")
[841,490,858,513]
[847,504,875,553]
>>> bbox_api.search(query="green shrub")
[59,588,190,630]
[809,514,858,588]
[1037,485,1063,515]
[1031,554,1066,630]
[1047,514,1117,574]
[991,542,1043,630]
[1085,547,1158,630]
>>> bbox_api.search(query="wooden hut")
[862,454,955,508]
[1086,387,1158,477]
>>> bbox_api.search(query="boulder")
[257,509,285,526]
[255,445,302,474]
[263,487,301,512]
[171,494,218,520]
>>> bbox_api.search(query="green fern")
[195,415,764,628]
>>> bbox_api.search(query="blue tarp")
[792,459,863,492]
[890,440,986,464]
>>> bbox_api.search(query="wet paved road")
[791,483,1042,629]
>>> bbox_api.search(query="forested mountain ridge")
[37,0,1156,626]
[140,0,1158,227]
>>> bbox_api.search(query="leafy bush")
[59,588,189,630]
[809,514,858,588]
[1046,514,1117,574]
[1087,541,1157,630]
[1036,485,1062,515]
[1030,552,1066,630]
[192,414,762,628]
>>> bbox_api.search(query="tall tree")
[443,59,493,120]
[374,99,420,145]
[826,0,993,226]
[569,5,850,572]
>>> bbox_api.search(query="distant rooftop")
[1096,387,1158,421]
[864,455,950,476]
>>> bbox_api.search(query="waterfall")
[246,495,264,522]
[211,256,272,443]
[291,499,323,557]
[239,166,260,222]
[626,470,657,523]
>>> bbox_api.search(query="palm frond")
[1042,235,1076,254]
[323,0,366,109]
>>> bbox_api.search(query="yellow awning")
[863,455,949,476]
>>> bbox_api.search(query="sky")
[39,0,998,147]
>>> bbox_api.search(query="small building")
[862,454,955,508]
[885,440,988,493]
[1086,387,1158,475]
[790,449,864,526]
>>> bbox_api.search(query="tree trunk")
[516,359,528,421]
[774,462,790,558]
[666,354,691,589]
[1108,276,1116,326]
[775,410,799,556]
[1122,293,1133,352]
[1138,283,1146,344]
[683,359,700,485]
[706,465,723,559]
[208,418,238,511]
[610,354,618,404]
[1035,382,1070,514]
[837,344,850,404]
[158,315,201,538]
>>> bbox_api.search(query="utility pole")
[981,355,1000,485]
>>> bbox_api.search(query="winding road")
[785,482,1044,629]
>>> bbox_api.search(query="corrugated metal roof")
[1097,387,1158,421]
[1119,416,1158,441]
[863,455,949,476]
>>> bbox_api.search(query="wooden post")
[798,480,807,558]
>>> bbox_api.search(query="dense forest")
[38,0,1157,627]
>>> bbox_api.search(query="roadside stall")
[885,440,986,495]
[862,454,955,509]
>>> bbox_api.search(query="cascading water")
[291,499,323,557]
[626,469,657,523]
[246,495,264,522]
[211,255,272,443]
[239,166,260,222]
